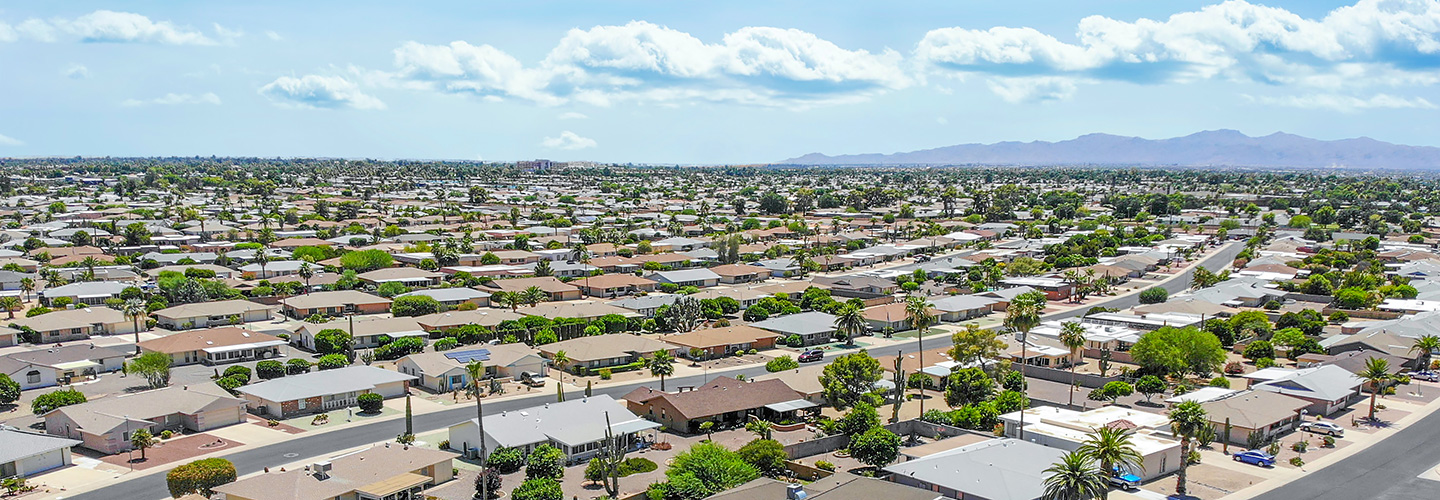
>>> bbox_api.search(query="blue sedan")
[1233,450,1276,467]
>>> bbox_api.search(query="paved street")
[1249,403,1440,500]
[67,242,1247,500]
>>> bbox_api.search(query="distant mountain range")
[779,130,1440,169]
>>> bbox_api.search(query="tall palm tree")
[464,360,489,500]
[1168,401,1209,497]
[1076,426,1144,500]
[298,262,315,294]
[1409,335,1439,373]
[1005,291,1046,439]
[1059,321,1087,407]
[19,277,34,303]
[647,349,675,391]
[252,249,270,280]
[1043,451,1109,500]
[833,305,867,348]
[551,350,571,385]
[1360,356,1391,420]
[122,298,147,350]
[905,294,935,414]
[78,256,102,281]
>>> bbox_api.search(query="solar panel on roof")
[445,348,491,363]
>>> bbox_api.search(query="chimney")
[311,461,332,480]
[786,483,806,500]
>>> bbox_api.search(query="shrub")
[286,358,312,375]
[391,295,442,317]
[255,360,285,380]
[215,376,244,395]
[511,477,563,500]
[737,439,787,476]
[222,365,252,384]
[375,336,426,360]
[849,427,901,467]
[1292,440,1308,452]
[475,467,503,499]
[765,355,799,372]
[1328,311,1349,323]
[1243,340,1275,361]
[314,329,352,355]
[1256,357,1277,369]
[598,368,612,380]
[1224,361,1244,375]
[434,338,459,351]
[32,388,86,415]
[356,393,384,413]
[166,458,237,498]
[617,457,657,476]
[1289,457,1305,467]
[317,354,349,370]
[489,447,525,474]
[0,374,19,405]
[525,444,565,480]
[1138,287,1169,304]
[815,460,836,471]
[160,430,173,439]
[1208,376,1231,388]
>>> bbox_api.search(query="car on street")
[1233,449,1276,467]
[1300,421,1345,437]
[1408,371,1439,382]
[798,350,824,363]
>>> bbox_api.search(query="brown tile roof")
[709,264,769,278]
[138,327,283,354]
[1200,391,1310,429]
[660,326,781,350]
[624,376,802,421]
[483,277,579,294]
[212,444,454,500]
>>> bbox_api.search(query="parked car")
[1233,450,1276,467]
[798,350,824,363]
[520,371,546,387]
[1107,470,1142,490]
[1299,421,1345,437]
[1409,371,1440,382]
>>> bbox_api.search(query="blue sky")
[1,0,1438,163]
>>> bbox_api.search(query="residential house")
[522,301,643,321]
[294,316,428,350]
[609,294,680,318]
[620,376,812,433]
[413,309,527,332]
[572,274,658,298]
[39,281,131,306]
[279,290,392,318]
[709,264,769,284]
[482,277,582,301]
[1251,365,1364,416]
[711,476,943,500]
[0,427,81,478]
[486,250,540,265]
[235,366,415,418]
[44,384,247,454]
[212,444,456,500]
[395,288,491,309]
[863,302,932,332]
[137,327,286,366]
[396,343,547,391]
[927,295,999,322]
[539,334,677,372]
[238,260,307,279]
[447,395,659,464]
[1200,390,1311,446]
[999,406,1182,480]
[811,276,897,298]
[751,363,828,405]
[884,438,1063,500]
[998,277,1073,301]
[650,268,722,288]
[0,344,130,390]
[357,267,444,288]
[749,311,838,347]
[661,325,781,359]
[151,299,276,330]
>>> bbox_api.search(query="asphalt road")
[75,242,1246,500]
[1250,406,1440,500]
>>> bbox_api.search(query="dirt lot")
[98,433,243,471]
[1142,462,1264,498]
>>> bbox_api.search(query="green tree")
[1058,321,1088,406]
[1409,335,1440,372]
[849,427,901,468]
[0,373,19,405]
[736,438,787,477]
[949,323,1007,371]
[339,249,395,272]
[836,402,881,440]
[130,428,158,460]
[1359,357,1391,420]
[1130,326,1226,376]
[1135,375,1167,403]
[511,477,563,500]
[32,388,86,414]
[525,444,565,480]
[819,350,882,410]
[314,329,353,356]
[128,351,173,389]
[833,305,867,347]
[945,367,995,408]
[648,349,676,391]
[1042,451,1108,500]
[659,442,759,500]
[391,295,442,317]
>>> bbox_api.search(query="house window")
[26,370,40,384]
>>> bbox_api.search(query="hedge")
[357,393,384,413]
[166,458,237,497]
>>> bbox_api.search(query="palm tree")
[522,286,548,308]
[1409,335,1439,373]
[298,262,315,294]
[123,298,146,350]
[493,291,521,312]
[1360,356,1391,420]
[252,249,270,280]
[1043,451,1109,500]
[464,360,489,500]
[647,349,675,391]
[1076,426,1144,500]
[19,277,34,303]
[1168,401,1209,497]
[79,256,102,281]
[905,294,936,414]
[130,428,158,461]
[0,296,19,320]
[551,350,571,385]
[833,305,867,348]
[1005,291,1046,439]
[1059,321,1087,407]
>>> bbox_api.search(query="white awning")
[764,399,819,413]
[203,340,287,354]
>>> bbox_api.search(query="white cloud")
[986,76,1080,103]
[259,75,386,110]
[1248,93,1437,112]
[64,64,89,79]
[265,30,283,41]
[120,92,222,107]
[541,131,597,150]
[213,23,244,43]
[558,111,588,120]
[917,0,1440,97]
[1,10,215,45]
[384,20,909,108]
[0,133,22,146]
